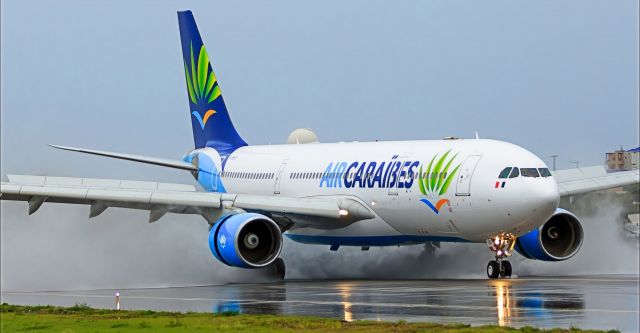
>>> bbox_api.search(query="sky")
[0,0,638,290]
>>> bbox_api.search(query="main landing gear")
[486,233,516,279]
[271,258,286,280]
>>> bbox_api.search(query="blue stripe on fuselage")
[285,234,470,246]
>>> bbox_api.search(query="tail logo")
[418,150,461,214]
[184,42,221,129]
[192,110,217,129]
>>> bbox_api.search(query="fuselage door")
[455,155,481,196]
[274,162,287,194]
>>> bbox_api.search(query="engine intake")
[209,213,283,268]
[515,208,583,261]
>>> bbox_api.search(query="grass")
[0,303,618,333]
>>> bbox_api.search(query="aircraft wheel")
[487,260,500,279]
[500,260,512,278]
[273,258,285,280]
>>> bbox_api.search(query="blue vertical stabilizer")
[177,10,247,156]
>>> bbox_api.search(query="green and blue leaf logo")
[184,42,221,129]
[418,150,460,214]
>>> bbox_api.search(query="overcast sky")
[1,0,638,177]
[0,1,638,289]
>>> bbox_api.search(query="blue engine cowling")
[515,208,584,261]
[209,213,283,268]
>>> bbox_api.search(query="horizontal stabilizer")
[49,144,198,172]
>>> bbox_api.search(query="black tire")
[500,260,512,278]
[273,258,285,280]
[487,260,500,279]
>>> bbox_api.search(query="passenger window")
[509,167,519,178]
[498,167,512,179]
[521,168,540,177]
[539,168,552,177]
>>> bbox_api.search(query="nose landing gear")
[486,233,516,279]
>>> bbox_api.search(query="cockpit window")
[509,167,519,178]
[521,168,540,177]
[498,167,512,179]
[539,168,552,177]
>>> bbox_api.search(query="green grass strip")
[0,303,617,333]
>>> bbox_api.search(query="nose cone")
[530,179,560,222]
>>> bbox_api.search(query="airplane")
[1,10,638,279]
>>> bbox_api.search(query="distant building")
[606,147,639,171]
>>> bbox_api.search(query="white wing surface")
[552,166,639,197]
[0,175,374,228]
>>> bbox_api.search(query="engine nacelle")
[209,213,283,268]
[515,208,583,261]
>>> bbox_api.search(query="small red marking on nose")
[495,181,499,188]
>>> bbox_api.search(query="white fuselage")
[213,139,559,246]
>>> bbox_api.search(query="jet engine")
[514,208,583,261]
[209,213,283,268]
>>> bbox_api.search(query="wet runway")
[2,276,638,332]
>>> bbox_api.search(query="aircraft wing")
[552,166,639,197]
[0,175,374,229]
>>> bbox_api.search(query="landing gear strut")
[272,258,286,280]
[486,233,516,279]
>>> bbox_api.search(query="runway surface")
[2,276,638,332]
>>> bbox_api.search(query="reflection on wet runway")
[2,276,637,332]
